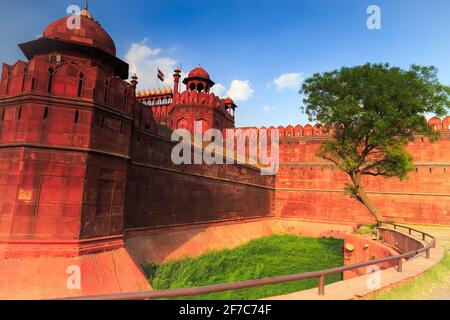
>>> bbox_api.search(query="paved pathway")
[394,224,449,300]
[404,224,450,251]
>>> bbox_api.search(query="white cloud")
[226,80,254,102]
[273,73,303,91]
[124,40,186,90]
[125,43,255,101]
[210,83,226,98]
[262,105,277,114]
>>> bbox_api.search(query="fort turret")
[0,5,135,254]
[135,66,237,132]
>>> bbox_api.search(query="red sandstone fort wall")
[1,32,449,253]
[124,127,276,229]
[0,147,86,240]
[232,121,450,225]
[0,53,135,243]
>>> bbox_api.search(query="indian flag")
[157,68,165,82]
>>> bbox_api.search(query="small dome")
[223,97,237,109]
[187,66,211,80]
[42,12,116,56]
[183,66,215,87]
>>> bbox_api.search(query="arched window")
[47,68,54,93]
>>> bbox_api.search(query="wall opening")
[5,71,11,95]
[21,68,27,92]
[47,68,54,93]
[77,73,84,98]
[123,88,128,110]
[44,106,49,120]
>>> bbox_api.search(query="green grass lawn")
[144,235,344,300]
[369,251,450,300]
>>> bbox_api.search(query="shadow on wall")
[124,218,356,265]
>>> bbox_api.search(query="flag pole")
[179,63,182,93]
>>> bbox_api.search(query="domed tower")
[182,66,215,93]
[19,4,128,80]
[0,5,135,255]
[170,66,237,133]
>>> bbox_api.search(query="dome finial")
[80,1,93,19]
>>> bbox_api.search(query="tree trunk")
[356,185,385,222]
[353,173,385,223]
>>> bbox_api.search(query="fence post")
[397,258,403,272]
[426,248,431,259]
[318,275,325,296]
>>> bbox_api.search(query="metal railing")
[63,222,436,300]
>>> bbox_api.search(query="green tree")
[301,63,450,222]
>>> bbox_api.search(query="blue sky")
[1,0,450,127]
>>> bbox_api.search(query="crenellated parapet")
[232,124,330,139]
[136,88,173,105]
[0,57,135,114]
[232,117,450,140]
[174,91,235,118]
[428,116,450,131]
